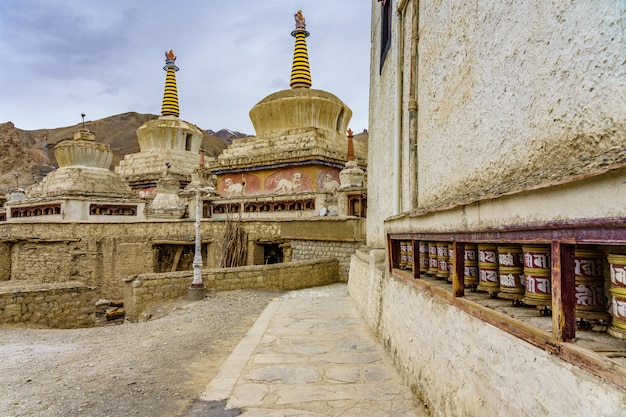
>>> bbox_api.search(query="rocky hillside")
[206,129,250,144]
[0,116,368,194]
[0,112,233,192]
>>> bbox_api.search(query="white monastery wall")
[416,0,625,209]
[367,1,625,247]
[367,1,402,248]
[348,251,626,416]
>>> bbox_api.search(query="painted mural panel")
[318,170,340,193]
[217,166,342,197]
[266,169,311,194]
[219,173,261,197]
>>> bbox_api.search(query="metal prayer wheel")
[436,242,450,280]
[497,245,524,301]
[464,244,478,288]
[399,242,408,269]
[574,249,608,321]
[405,241,413,270]
[497,245,524,268]
[447,243,454,283]
[477,244,499,294]
[522,245,551,270]
[428,241,439,276]
[522,245,552,308]
[498,267,525,297]
[608,254,626,339]
[418,241,429,273]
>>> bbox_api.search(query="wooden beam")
[388,219,626,246]
[452,241,465,297]
[393,269,555,351]
[560,342,626,390]
[552,241,576,342]
[152,239,212,245]
[170,246,184,272]
[561,243,577,341]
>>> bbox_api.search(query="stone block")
[4,304,21,316]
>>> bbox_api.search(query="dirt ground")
[0,289,281,417]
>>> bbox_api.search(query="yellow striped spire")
[290,10,312,89]
[161,50,180,117]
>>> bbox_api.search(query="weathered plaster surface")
[367,1,626,246]
[348,251,626,416]
[417,1,625,210]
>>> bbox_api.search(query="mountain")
[206,129,250,144]
[0,115,368,194]
[0,112,230,193]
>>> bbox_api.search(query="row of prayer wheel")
[398,240,626,339]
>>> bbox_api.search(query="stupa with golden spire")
[207,11,367,218]
[116,50,204,196]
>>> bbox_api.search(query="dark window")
[263,244,283,264]
[380,0,392,70]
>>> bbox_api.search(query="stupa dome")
[249,88,352,136]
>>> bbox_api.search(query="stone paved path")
[195,284,429,416]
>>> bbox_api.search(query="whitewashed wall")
[366,0,626,246]
[417,0,625,209]
[348,252,626,417]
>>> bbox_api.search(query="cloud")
[0,1,371,134]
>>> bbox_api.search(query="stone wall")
[291,240,359,282]
[0,281,96,328]
[0,219,363,300]
[124,258,339,322]
[348,250,626,416]
[0,242,10,280]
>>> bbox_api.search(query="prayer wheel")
[574,249,608,320]
[497,245,523,268]
[522,245,552,307]
[447,243,455,283]
[498,267,525,298]
[399,242,408,269]
[477,244,499,294]
[608,254,626,339]
[464,244,479,288]
[418,241,428,273]
[428,241,439,276]
[436,242,449,280]
[405,241,413,270]
[497,245,524,301]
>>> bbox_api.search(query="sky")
[0,1,372,135]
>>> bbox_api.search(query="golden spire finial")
[290,10,312,89]
[161,50,180,117]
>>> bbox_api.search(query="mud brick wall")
[123,258,339,321]
[0,219,363,300]
[0,281,97,328]
[0,242,10,280]
[291,240,358,282]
